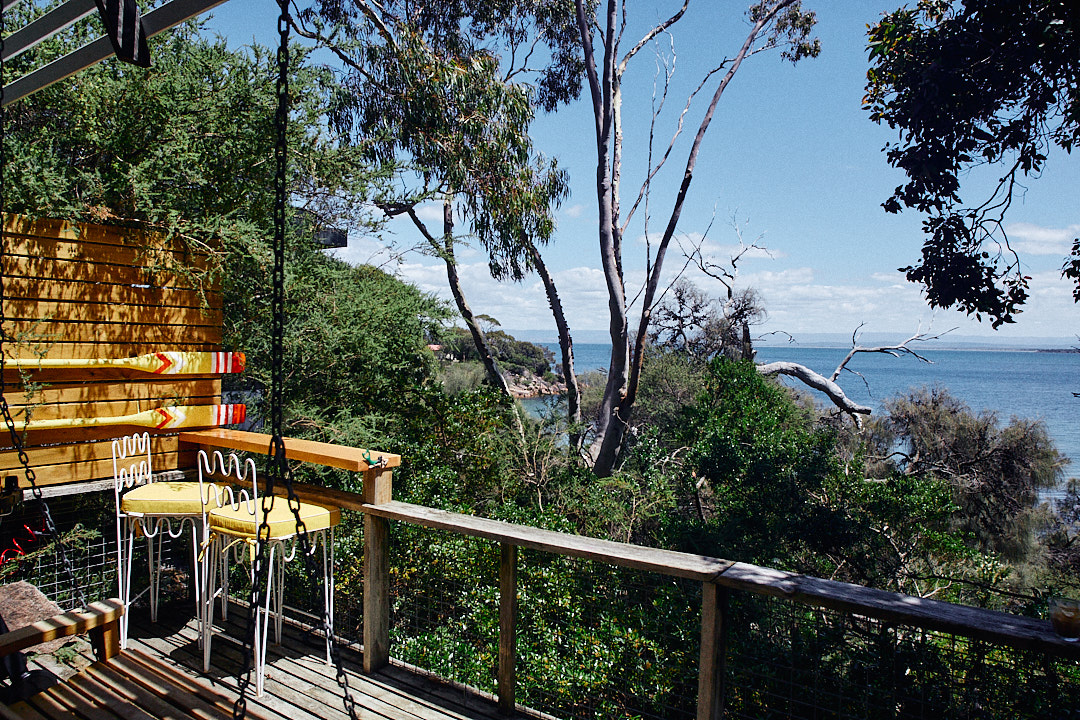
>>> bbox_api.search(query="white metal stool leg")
[146,530,160,623]
[322,528,334,665]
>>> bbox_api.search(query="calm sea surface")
[544,342,1080,497]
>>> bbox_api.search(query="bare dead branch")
[623,62,723,231]
[756,360,873,417]
[618,0,689,75]
[830,326,957,382]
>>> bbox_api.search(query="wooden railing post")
[89,614,122,661]
[363,466,393,673]
[697,582,728,720]
[498,542,518,715]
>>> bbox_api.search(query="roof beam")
[2,0,229,107]
[2,0,97,62]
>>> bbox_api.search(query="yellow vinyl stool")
[112,432,218,649]
[197,449,339,696]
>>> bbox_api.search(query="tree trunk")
[439,201,512,397]
[755,361,872,416]
[528,241,582,444]
[578,0,797,478]
[577,0,631,477]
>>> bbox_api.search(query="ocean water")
[543,342,1080,496]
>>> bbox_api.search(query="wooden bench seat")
[0,599,272,720]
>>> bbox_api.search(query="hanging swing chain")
[233,3,358,717]
[0,3,87,608]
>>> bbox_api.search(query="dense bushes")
[442,327,555,378]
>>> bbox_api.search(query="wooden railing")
[179,430,1080,719]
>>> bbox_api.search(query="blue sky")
[207,1,1080,344]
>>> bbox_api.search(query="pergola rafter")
[1,0,227,107]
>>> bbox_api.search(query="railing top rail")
[364,500,735,580]
[719,563,1075,658]
[179,429,401,471]
[220,480,1077,661]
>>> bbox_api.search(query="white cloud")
[1007,222,1080,256]
[564,204,585,218]
[336,227,1080,342]
[413,203,446,223]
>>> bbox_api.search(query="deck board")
[120,602,508,720]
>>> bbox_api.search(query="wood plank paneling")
[4,367,226,384]
[5,235,214,272]
[2,254,210,290]
[2,423,211,450]
[6,342,220,361]
[5,320,221,345]
[3,378,222,408]
[7,397,207,422]
[0,435,183,472]
[0,213,235,494]
[0,449,199,488]
[4,300,219,326]
[4,277,222,310]
[4,214,217,256]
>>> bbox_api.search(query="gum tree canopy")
[865,0,1080,327]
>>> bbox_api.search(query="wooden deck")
[75,601,507,720]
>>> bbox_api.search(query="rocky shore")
[505,370,566,399]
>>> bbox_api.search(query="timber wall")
[0,214,228,493]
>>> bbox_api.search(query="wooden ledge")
[180,428,400,472]
[0,598,124,659]
[361,501,735,581]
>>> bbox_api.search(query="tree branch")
[830,326,955,382]
[617,0,689,75]
[756,360,872,416]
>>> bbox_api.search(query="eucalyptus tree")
[294,1,585,411]
[573,0,820,476]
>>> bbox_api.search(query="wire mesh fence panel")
[1,491,198,611]
[516,550,701,720]
[275,507,364,648]
[723,591,1080,719]
[2,492,118,607]
[388,522,500,695]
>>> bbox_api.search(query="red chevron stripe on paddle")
[154,407,174,429]
[153,352,175,374]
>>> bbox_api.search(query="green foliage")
[386,521,702,720]
[390,386,520,509]
[869,387,1063,580]
[630,345,710,443]
[674,359,855,572]
[865,0,1079,325]
[442,327,554,377]
[438,361,488,395]
[225,235,449,439]
[4,25,377,246]
[1046,478,1080,592]
[301,3,573,280]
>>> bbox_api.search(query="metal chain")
[234,3,358,717]
[0,0,87,610]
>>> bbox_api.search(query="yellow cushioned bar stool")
[113,432,218,649]
[198,449,340,696]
